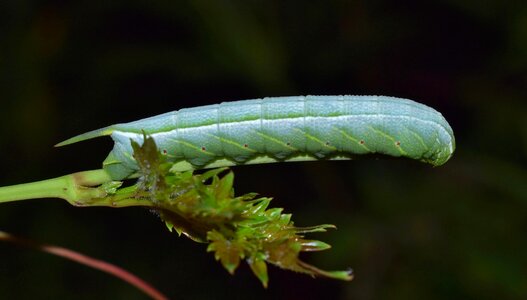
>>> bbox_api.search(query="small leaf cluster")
[130,135,353,287]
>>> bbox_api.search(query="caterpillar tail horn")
[55,126,114,147]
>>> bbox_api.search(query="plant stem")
[0,230,168,300]
[0,169,153,208]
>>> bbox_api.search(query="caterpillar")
[57,95,455,180]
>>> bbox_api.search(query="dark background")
[0,1,526,299]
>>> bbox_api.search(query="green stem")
[0,170,154,208]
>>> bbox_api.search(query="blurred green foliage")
[0,1,525,299]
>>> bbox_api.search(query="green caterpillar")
[57,95,455,180]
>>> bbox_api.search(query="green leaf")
[215,171,234,200]
[125,134,353,287]
[207,230,242,274]
[248,256,269,288]
[300,240,332,252]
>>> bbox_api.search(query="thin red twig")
[0,230,168,300]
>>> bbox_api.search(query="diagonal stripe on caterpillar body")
[57,95,455,180]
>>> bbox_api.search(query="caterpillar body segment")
[57,96,455,180]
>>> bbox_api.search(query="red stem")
[0,231,168,300]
